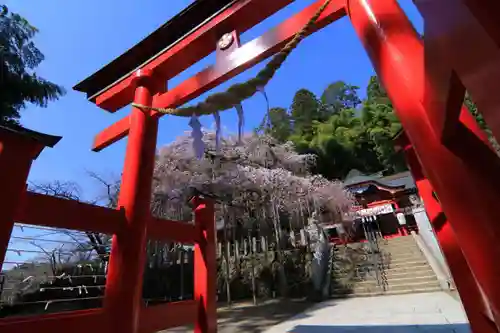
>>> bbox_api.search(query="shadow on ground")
[289,324,471,333]
[164,298,320,332]
[215,299,321,332]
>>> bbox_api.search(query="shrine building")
[324,169,425,243]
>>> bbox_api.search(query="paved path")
[263,292,470,333]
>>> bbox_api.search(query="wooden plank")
[0,309,105,333]
[147,216,198,243]
[139,301,197,333]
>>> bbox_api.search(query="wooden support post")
[193,197,217,333]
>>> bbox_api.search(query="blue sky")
[5,0,423,201]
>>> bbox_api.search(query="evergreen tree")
[361,76,405,173]
[360,100,405,173]
[0,5,65,125]
[320,81,361,115]
[290,89,322,140]
[258,75,493,180]
[257,77,414,179]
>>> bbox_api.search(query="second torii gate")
[64,0,500,332]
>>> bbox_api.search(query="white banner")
[355,203,394,217]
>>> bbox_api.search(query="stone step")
[336,260,429,272]
[380,244,421,252]
[389,256,426,265]
[333,280,441,295]
[332,255,426,268]
[334,253,425,266]
[381,249,421,256]
[385,267,435,278]
[333,272,438,286]
[338,246,420,256]
[382,246,420,252]
[386,260,429,269]
[355,275,438,287]
[387,256,425,264]
[385,250,424,259]
[333,264,434,280]
[329,237,443,298]
[333,274,436,288]
[330,286,443,298]
[334,266,435,280]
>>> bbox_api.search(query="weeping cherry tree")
[152,130,354,299]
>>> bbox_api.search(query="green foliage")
[0,6,65,125]
[309,108,372,179]
[257,107,292,143]
[360,99,405,173]
[263,76,492,180]
[465,92,500,152]
[259,77,406,179]
[366,75,389,104]
[465,92,485,130]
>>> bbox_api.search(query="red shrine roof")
[0,123,62,158]
[0,123,61,147]
[73,0,238,98]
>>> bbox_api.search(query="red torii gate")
[1,0,500,332]
[394,130,498,333]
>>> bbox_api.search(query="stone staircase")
[331,235,442,297]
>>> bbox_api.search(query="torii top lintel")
[73,0,293,110]
[74,0,346,152]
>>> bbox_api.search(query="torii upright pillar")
[395,131,498,333]
[348,0,500,321]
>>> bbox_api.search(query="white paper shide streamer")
[235,103,244,144]
[213,111,221,153]
[189,114,204,159]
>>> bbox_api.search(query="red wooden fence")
[0,124,217,333]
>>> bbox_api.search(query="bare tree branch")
[28,178,115,263]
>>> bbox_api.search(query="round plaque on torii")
[218,33,234,51]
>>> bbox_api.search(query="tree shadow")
[215,299,324,333]
[165,298,332,332]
